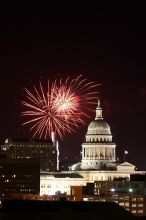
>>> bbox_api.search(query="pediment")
[117,162,135,168]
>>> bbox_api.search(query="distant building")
[0,158,40,205]
[1,138,57,171]
[71,181,146,216]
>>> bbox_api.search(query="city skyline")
[0,8,146,169]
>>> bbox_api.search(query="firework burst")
[21,75,99,139]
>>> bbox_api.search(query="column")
[94,147,96,160]
[99,147,100,160]
[112,148,114,160]
[114,148,115,160]
[87,147,89,159]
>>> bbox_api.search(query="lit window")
[132,204,136,207]
[137,197,143,201]
[119,196,124,200]
[119,202,124,206]
[137,210,143,213]
[138,204,143,207]
[132,210,136,213]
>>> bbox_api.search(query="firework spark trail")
[21,75,99,139]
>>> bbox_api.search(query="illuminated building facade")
[40,172,86,195]
[70,100,145,181]
[40,100,145,196]
[1,138,57,171]
[81,100,116,170]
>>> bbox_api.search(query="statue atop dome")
[95,99,103,120]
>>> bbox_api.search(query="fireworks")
[21,75,99,139]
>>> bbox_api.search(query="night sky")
[0,7,146,170]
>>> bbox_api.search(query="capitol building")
[40,100,145,196]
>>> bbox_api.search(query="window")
[119,202,124,206]
[119,196,124,200]
[132,198,136,201]
[132,204,136,207]
[137,197,143,201]
[137,210,143,213]
[137,204,143,207]
[132,210,136,213]
[125,202,129,207]
[112,195,118,199]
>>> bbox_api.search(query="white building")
[40,100,145,195]
[40,172,87,195]
[81,99,116,170]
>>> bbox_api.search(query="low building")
[71,180,146,216]
[40,172,87,195]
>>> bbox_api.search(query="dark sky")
[0,7,146,169]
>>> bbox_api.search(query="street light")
[129,188,133,193]
[124,150,128,162]
[111,188,115,192]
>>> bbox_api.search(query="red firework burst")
[21,75,99,139]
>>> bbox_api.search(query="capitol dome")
[87,119,111,135]
[86,99,111,135]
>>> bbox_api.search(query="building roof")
[1,200,136,219]
[41,172,83,178]
[117,162,136,167]
[53,173,83,178]
[4,138,53,144]
[87,119,111,135]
